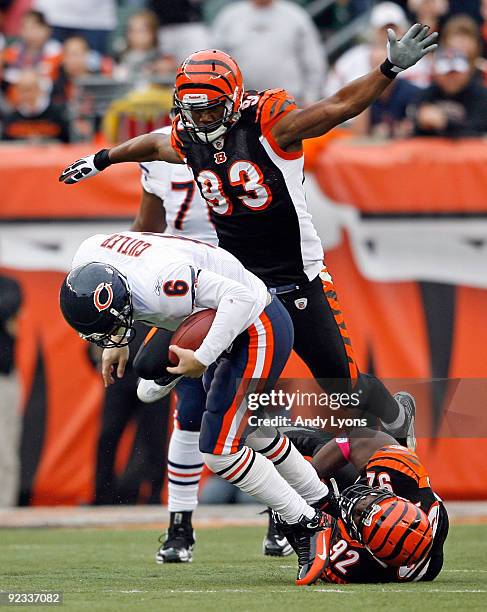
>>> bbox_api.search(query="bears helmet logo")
[93,282,114,312]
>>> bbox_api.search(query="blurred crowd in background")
[1,0,487,144]
[1,1,487,508]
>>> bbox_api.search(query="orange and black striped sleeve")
[256,89,298,137]
[170,117,187,162]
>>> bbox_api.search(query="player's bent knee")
[202,452,223,473]
[133,328,173,380]
[133,352,159,380]
[133,347,170,380]
[202,451,240,473]
[176,414,203,432]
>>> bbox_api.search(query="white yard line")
[159,588,486,595]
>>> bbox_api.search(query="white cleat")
[156,543,194,564]
[137,376,183,403]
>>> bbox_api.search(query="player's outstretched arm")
[59,133,182,184]
[272,23,438,148]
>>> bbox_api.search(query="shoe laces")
[300,510,324,532]
[260,508,281,540]
[160,522,194,549]
[293,511,323,568]
[295,532,311,568]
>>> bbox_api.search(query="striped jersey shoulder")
[170,115,187,161]
[249,89,298,135]
[367,445,430,488]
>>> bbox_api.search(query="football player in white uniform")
[131,128,290,562]
[60,232,338,584]
[132,126,218,563]
[134,126,216,244]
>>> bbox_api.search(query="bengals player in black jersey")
[287,428,449,584]
[59,26,437,436]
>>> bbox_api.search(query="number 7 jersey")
[140,126,218,246]
[171,89,324,287]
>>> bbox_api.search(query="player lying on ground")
[59,24,438,454]
[59,231,337,583]
[280,427,449,584]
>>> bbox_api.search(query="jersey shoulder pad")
[170,116,189,161]
[366,445,430,488]
[151,125,172,136]
[254,88,298,135]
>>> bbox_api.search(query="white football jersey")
[71,231,269,365]
[140,126,217,245]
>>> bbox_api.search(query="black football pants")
[276,275,400,424]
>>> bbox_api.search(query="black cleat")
[156,511,195,564]
[311,489,340,518]
[262,508,293,557]
[276,510,329,585]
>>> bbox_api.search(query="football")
[168,308,217,364]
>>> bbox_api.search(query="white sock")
[168,428,203,513]
[203,447,315,523]
[248,433,329,504]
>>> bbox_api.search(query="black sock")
[169,510,193,529]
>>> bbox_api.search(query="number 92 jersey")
[140,126,217,246]
[321,445,449,584]
[171,89,324,287]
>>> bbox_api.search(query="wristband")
[93,148,112,171]
[380,58,403,80]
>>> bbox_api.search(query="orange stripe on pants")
[143,326,158,345]
[231,312,276,452]
[212,324,259,455]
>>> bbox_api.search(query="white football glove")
[387,23,438,72]
[58,154,99,184]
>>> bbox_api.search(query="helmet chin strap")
[88,325,135,349]
[195,123,228,144]
[195,109,242,144]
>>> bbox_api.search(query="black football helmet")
[59,262,134,348]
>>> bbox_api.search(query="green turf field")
[1,524,486,611]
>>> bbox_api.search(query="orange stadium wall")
[1,139,486,504]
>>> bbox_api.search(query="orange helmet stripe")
[367,446,429,484]
[177,70,234,88]
[363,498,433,566]
[183,58,237,76]
[176,82,231,97]
[176,50,242,101]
